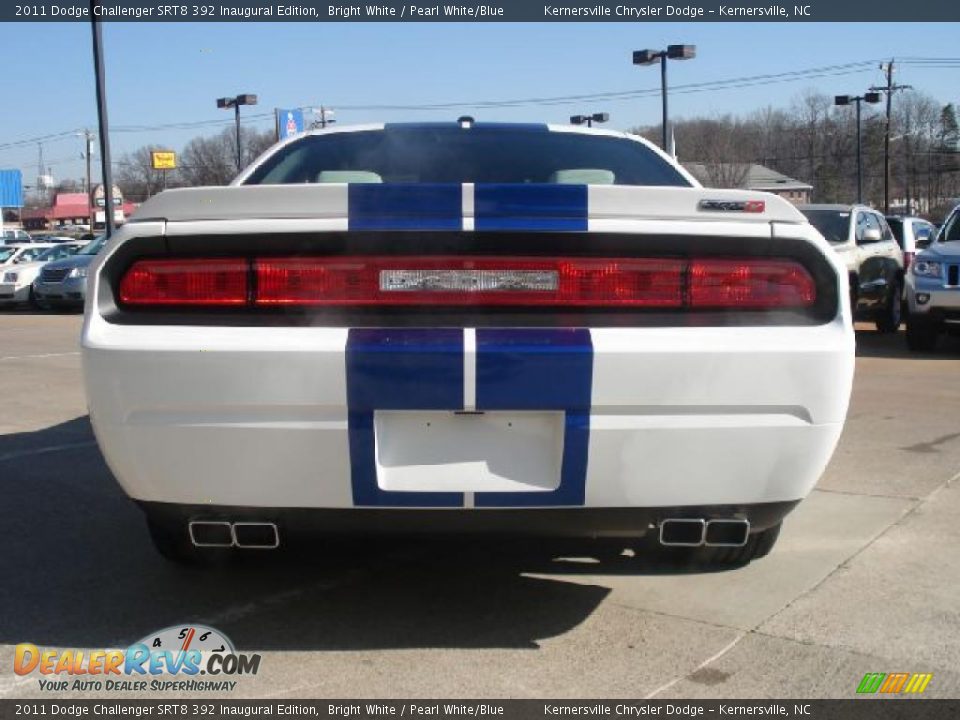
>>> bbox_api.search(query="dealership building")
[21,189,137,231]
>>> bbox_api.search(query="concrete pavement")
[1,314,958,699]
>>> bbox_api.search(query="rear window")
[801,209,850,244]
[243,126,691,187]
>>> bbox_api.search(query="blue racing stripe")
[475,329,593,507]
[346,329,464,507]
[474,184,589,232]
[348,184,462,231]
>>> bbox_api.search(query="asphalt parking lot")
[1,312,959,700]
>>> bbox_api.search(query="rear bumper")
[139,500,799,538]
[83,316,853,513]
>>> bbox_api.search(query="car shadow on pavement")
[855,326,960,359]
[0,414,725,654]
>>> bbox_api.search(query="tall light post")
[217,94,258,173]
[90,2,116,237]
[633,45,696,155]
[570,113,609,129]
[835,92,881,204]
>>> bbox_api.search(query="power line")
[332,60,881,111]
[0,130,82,153]
[3,58,884,148]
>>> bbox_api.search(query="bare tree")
[115,145,171,202]
[179,127,277,187]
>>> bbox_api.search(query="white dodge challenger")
[81,122,855,567]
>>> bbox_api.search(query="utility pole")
[871,60,911,214]
[317,106,334,129]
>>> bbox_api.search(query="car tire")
[145,515,231,567]
[906,315,940,352]
[875,278,902,333]
[648,522,782,570]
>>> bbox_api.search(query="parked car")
[799,204,904,332]
[33,235,106,310]
[905,205,960,351]
[0,242,86,307]
[83,122,854,568]
[1,229,31,245]
[0,243,57,267]
[886,215,937,272]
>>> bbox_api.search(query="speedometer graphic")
[137,624,235,654]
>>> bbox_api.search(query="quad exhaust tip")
[188,521,279,549]
[659,518,750,548]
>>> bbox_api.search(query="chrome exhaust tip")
[705,519,750,547]
[188,520,233,548]
[659,518,706,547]
[232,522,280,549]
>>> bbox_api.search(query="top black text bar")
[5,0,960,22]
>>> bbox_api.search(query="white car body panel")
[81,125,854,537]
[83,223,852,512]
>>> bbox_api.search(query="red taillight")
[117,256,816,310]
[690,259,815,309]
[119,259,248,306]
[904,251,915,272]
[255,257,684,307]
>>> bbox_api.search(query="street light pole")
[217,94,258,174]
[856,98,863,204]
[835,92,881,204]
[90,4,116,237]
[660,53,668,152]
[633,44,695,156]
[233,103,241,171]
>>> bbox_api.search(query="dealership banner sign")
[6,0,960,21]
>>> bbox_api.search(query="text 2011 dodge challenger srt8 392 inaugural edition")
[81,122,854,567]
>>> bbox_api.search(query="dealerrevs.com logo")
[14,625,261,693]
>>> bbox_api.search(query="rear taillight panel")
[255,257,687,308]
[101,230,839,327]
[119,259,248,306]
[117,255,816,311]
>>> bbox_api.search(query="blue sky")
[0,21,956,189]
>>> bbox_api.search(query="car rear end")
[82,178,853,563]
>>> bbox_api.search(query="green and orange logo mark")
[857,672,932,694]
